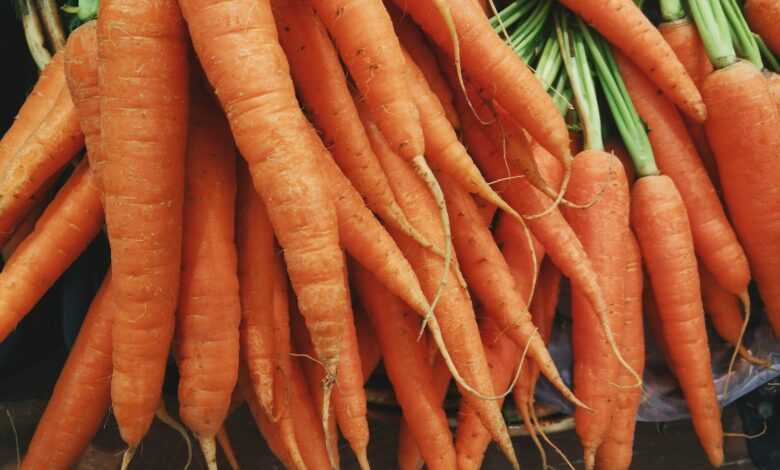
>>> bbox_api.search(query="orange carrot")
[702,61,780,337]
[390,0,572,163]
[180,0,351,447]
[631,175,723,467]
[355,306,382,379]
[0,49,65,170]
[175,87,241,464]
[0,161,102,340]
[1,177,56,260]
[562,150,630,469]
[353,265,457,470]
[644,282,672,366]
[0,85,83,245]
[595,231,645,470]
[745,0,780,54]
[99,0,188,447]
[558,0,706,122]
[616,52,749,296]
[271,0,425,247]
[767,72,780,111]
[22,274,112,470]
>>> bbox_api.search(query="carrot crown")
[720,0,763,68]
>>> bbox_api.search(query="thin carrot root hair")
[197,435,218,470]
[519,400,548,470]
[216,427,240,470]
[120,446,137,470]
[724,291,758,397]
[156,402,194,470]
[321,372,337,469]
[724,421,768,440]
[529,402,576,470]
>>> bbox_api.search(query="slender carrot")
[355,306,382,380]
[271,0,426,248]
[616,52,750,296]
[0,161,102,340]
[595,231,645,470]
[745,0,780,55]
[353,266,457,470]
[180,1,351,450]
[21,274,112,470]
[557,0,706,122]
[175,87,241,464]
[632,175,723,467]
[644,282,672,366]
[99,0,188,447]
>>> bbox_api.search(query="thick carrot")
[562,150,629,469]
[699,264,766,366]
[390,0,572,163]
[745,0,780,54]
[0,85,83,245]
[768,72,780,110]
[308,0,423,162]
[180,0,351,444]
[631,175,723,467]
[616,52,750,296]
[702,61,780,336]
[658,18,720,189]
[371,125,518,467]
[353,265,457,470]
[439,172,582,406]
[175,88,241,463]
[236,161,276,417]
[21,274,112,470]
[98,0,188,447]
[558,0,706,122]
[595,231,645,470]
[0,161,102,340]
[64,22,105,188]
[0,50,65,171]
[271,0,424,247]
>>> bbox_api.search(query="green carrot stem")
[535,33,563,91]
[720,0,762,68]
[551,71,572,116]
[689,0,737,69]
[509,0,551,53]
[490,0,538,30]
[755,33,780,72]
[660,0,686,22]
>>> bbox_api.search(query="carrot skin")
[745,0,780,55]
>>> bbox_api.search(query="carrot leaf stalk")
[689,0,737,69]
[489,0,538,31]
[720,0,763,68]
[755,33,780,72]
[61,0,99,21]
[660,0,686,22]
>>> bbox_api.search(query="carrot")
[658,18,721,189]
[0,49,64,171]
[21,274,112,470]
[615,52,750,296]
[767,72,780,110]
[0,85,83,246]
[557,0,706,122]
[389,7,460,130]
[595,231,645,470]
[702,61,780,337]
[699,265,767,366]
[180,0,351,451]
[308,0,423,163]
[355,307,381,379]
[353,265,457,470]
[271,0,426,249]
[495,216,546,296]
[98,0,188,449]
[0,161,102,340]
[631,175,723,467]
[439,172,582,406]
[236,162,276,417]
[64,22,105,188]
[561,150,629,470]
[644,282,672,367]
[389,0,572,164]
[371,124,518,467]
[454,317,520,470]
[175,87,241,467]
[1,188,49,261]
[745,0,780,55]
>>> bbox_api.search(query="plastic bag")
[534,282,780,421]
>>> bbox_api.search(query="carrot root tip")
[197,435,218,470]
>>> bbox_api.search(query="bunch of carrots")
[3,0,780,468]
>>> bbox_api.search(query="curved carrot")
[180,0,351,449]
[631,175,723,467]
[595,231,645,470]
[22,274,112,470]
[271,0,426,248]
[390,0,572,164]
[702,61,780,337]
[616,52,750,296]
[98,0,188,447]
[562,150,630,470]
[745,0,780,54]
[0,161,102,340]
[558,0,706,122]
[175,88,241,461]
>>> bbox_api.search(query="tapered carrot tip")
[691,101,708,123]
[198,435,218,470]
[356,448,371,470]
[706,445,725,468]
[584,447,596,470]
[216,427,240,470]
[120,446,136,470]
